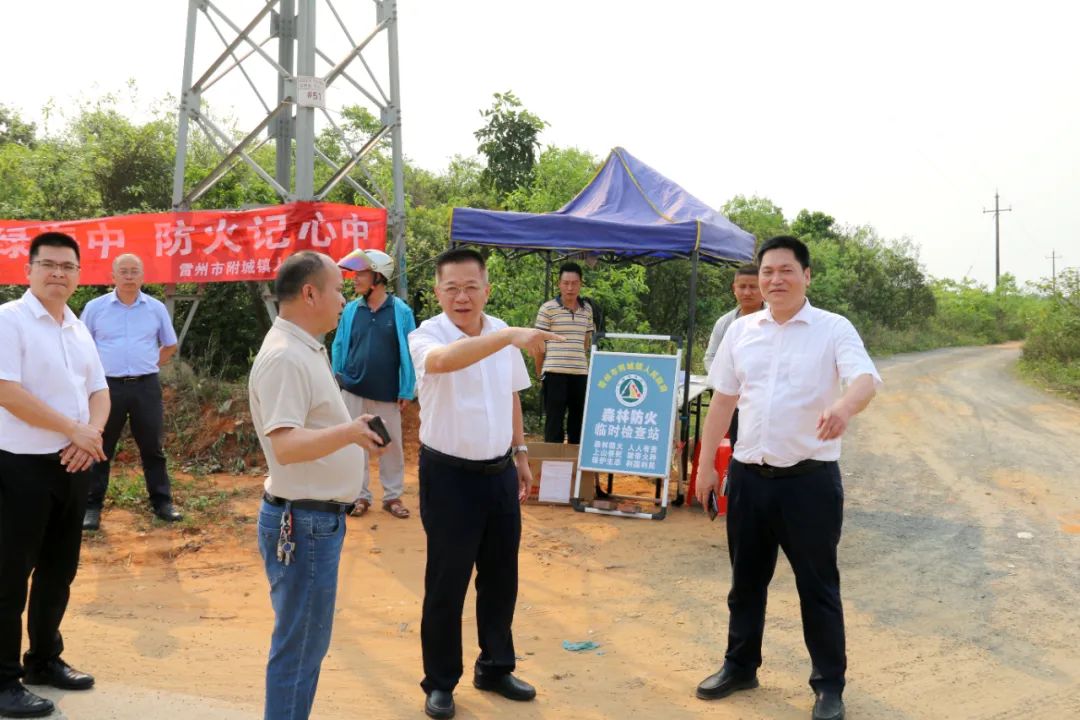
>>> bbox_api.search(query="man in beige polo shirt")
[248,251,386,720]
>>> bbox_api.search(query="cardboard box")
[526,442,596,504]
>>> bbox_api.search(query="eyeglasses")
[32,260,80,274]
[115,268,143,277]
[438,285,484,298]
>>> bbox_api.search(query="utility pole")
[1047,250,1062,292]
[982,191,1012,288]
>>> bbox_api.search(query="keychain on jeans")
[277,504,295,566]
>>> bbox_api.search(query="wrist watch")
[513,444,529,457]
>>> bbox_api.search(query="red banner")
[0,202,387,285]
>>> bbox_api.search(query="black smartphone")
[707,490,720,521]
[366,415,392,447]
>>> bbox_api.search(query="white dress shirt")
[409,312,530,461]
[707,300,882,467]
[0,290,109,454]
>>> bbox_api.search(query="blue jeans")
[257,500,346,720]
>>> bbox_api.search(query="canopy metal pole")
[679,248,700,504]
[544,250,552,299]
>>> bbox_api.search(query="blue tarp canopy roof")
[450,147,755,264]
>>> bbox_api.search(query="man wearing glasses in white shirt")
[0,232,109,718]
[408,248,562,720]
[694,236,881,720]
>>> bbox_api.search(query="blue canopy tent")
[450,147,755,505]
[451,146,754,263]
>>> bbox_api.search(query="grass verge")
[1017,357,1080,401]
[104,468,256,532]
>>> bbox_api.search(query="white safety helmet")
[338,248,395,284]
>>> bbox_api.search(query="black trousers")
[418,449,521,693]
[542,372,588,444]
[723,459,846,693]
[0,451,89,687]
[87,374,171,510]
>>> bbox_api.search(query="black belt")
[263,492,355,514]
[740,459,830,479]
[106,373,158,383]
[420,445,513,475]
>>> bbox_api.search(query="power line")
[983,190,1012,288]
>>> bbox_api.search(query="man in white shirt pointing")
[694,236,881,720]
[408,248,562,720]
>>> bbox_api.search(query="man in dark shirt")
[331,249,417,519]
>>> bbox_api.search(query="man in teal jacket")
[332,249,417,518]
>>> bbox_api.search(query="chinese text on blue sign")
[578,352,679,478]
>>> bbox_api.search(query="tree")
[721,195,788,246]
[804,226,935,332]
[70,108,175,214]
[474,91,548,198]
[0,105,36,148]
[1024,269,1080,363]
[504,146,598,213]
[791,209,840,242]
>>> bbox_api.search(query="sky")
[4,0,1078,287]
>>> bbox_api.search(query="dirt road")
[59,344,1079,719]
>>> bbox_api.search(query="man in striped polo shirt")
[533,262,595,444]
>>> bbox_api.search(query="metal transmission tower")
[170,0,407,297]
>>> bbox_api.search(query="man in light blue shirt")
[80,254,181,530]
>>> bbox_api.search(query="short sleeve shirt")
[535,298,594,375]
[707,300,882,466]
[0,290,108,454]
[409,313,530,460]
[249,318,366,503]
[342,299,399,402]
[702,307,740,370]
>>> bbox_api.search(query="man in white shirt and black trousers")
[0,232,110,718]
[694,236,881,720]
[408,248,562,720]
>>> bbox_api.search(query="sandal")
[349,499,371,517]
[382,499,410,519]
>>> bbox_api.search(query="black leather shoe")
[82,508,101,531]
[0,684,54,718]
[153,503,183,522]
[696,666,759,700]
[424,690,454,719]
[473,672,536,701]
[812,690,845,720]
[23,658,95,690]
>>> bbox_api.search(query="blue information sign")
[577,351,680,478]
